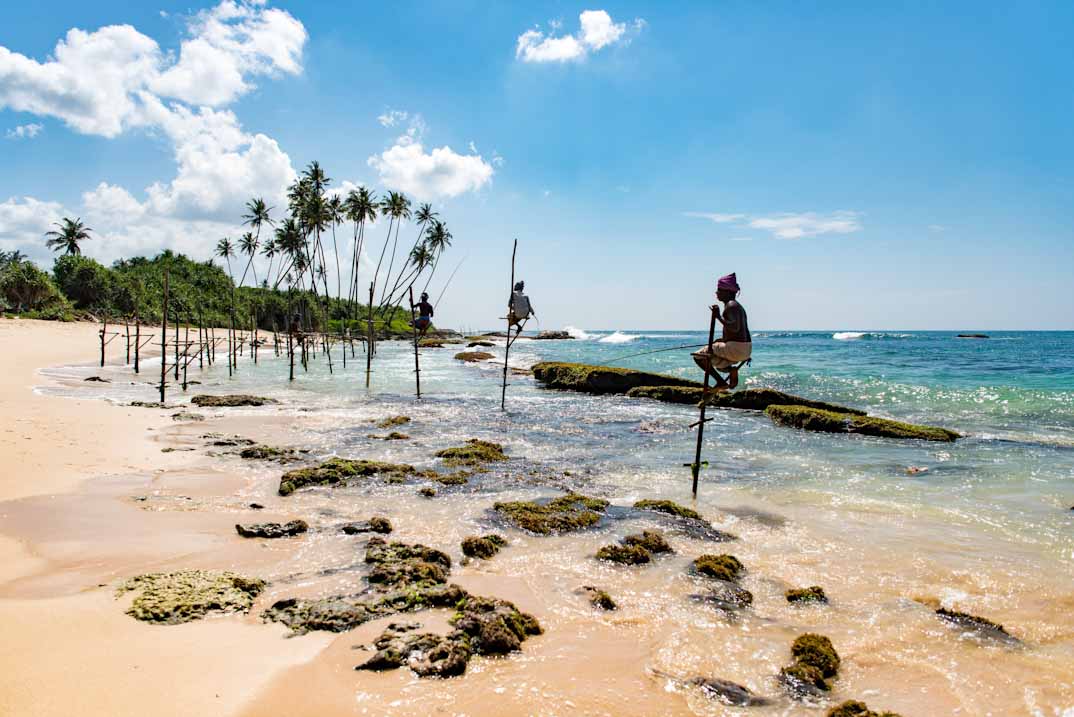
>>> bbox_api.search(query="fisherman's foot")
[727,368,739,389]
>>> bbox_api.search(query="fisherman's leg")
[692,354,730,388]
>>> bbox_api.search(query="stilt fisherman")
[691,272,751,391]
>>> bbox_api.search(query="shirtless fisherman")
[692,272,751,390]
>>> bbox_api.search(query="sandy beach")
[2,318,1073,717]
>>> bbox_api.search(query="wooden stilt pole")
[182,320,189,391]
[410,286,421,399]
[173,314,179,381]
[501,239,518,411]
[159,271,169,404]
[125,319,130,364]
[365,282,374,388]
[690,306,720,498]
[100,317,107,367]
[133,311,140,374]
[227,312,234,378]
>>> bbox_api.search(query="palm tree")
[386,202,436,303]
[215,237,235,282]
[375,191,411,305]
[422,220,454,293]
[327,194,344,305]
[238,232,259,285]
[239,197,272,286]
[261,238,278,288]
[344,187,377,312]
[45,217,93,255]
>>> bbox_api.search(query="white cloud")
[377,109,409,127]
[5,123,43,139]
[686,210,863,239]
[368,141,494,200]
[0,197,66,259]
[516,9,642,63]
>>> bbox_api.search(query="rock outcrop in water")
[278,458,422,496]
[596,543,652,565]
[693,554,745,582]
[627,385,867,414]
[786,586,828,604]
[494,493,609,534]
[634,500,737,542]
[235,520,308,538]
[435,439,508,466]
[461,534,507,559]
[342,517,393,534]
[531,361,700,394]
[766,405,960,442]
[119,570,265,624]
[454,351,495,362]
[239,444,305,462]
[691,581,754,611]
[190,394,278,407]
[689,677,772,707]
[826,701,903,717]
[580,586,617,610]
[375,415,410,429]
[936,607,1018,643]
[778,633,841,698]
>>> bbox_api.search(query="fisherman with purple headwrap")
[691,272,751,390]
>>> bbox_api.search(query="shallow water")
[36,330,1074,715]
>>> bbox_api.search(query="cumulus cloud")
[368,116,494,200]
[686,210,863,239]
[5,123,43,139]
[0,2,305,261]
[377,109,409,127]
[516,9,643,63]
[0,197,66,259]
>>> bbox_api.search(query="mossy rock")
[235,520,308,538]
[375,415,411,429]
[786,586,828,604]
[278,458,417,496]
[419,487,436,497]
[239,445,303,462]
[365,537,452,588]
[367,432,410,440]
[791,633,840,678]
[461,534,507,559]
[581,586,617,610]
[826,701,904,717]
[342,517,393,535]
[691,582,754,611]
[494,493,610,535]
[634,499,702,520]
[357,622,471,678]
[531,361,701,395]
[627,386,866,415]
[454,351,495,362]
[171,411,205,422]
[622,530,673,554]
[692,554,744,582]
[596,543,652,565]
[435,439,507,466]
[190,394,278,407]
[766,405,959,442]
[433,471,471,486]
[449,595,542,655]
[264,583,468,634]
[689,677,772,707]
[779,662,830,697]
[118,570,265,624]
[467,340,495,348]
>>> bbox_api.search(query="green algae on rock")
[454,351,495,362]
[622,530,673,554]
[432,471,471,486]
[342,516,393,534]
[278,458,418,496]
[235,519,308,538]
[779,662,831,698]
[239,444,305,462]
[826,700,904,717]
[118,570,266,624]
[264,583,468,634]
[786,586,829,604]
[450,595,542,655]
[581,586,617,610]
[691,582,754,611]
[462,534,508,559]
[531,361,700,395]
[419,487,436,497]
[595,543,652,565]
[190,394,278,407]
[366,431,410,440]
[936,607,1017,642]
[634,499,702,520]
[435,439,508,466]
[692,554,744,582]
[357,621,470,678]
[626,385,866,414]
[792,633,841,678]
[375,415,411,429]
[494,493,610,535]
[766,405,960,442]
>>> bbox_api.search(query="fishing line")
[595,342,709,367]
[434,256,466,311]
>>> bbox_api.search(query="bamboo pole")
[689,307,720,498]
[501,239,518,411]
[365,282,374,387]
[409,286,421,399]
[134,311,140,374]
[173,313,179,381]
[159,272,169,403]
[227,312,234,378]
[99,317,107,367]
[125,319,130,364]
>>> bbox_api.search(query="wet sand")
[2,318,1074,716]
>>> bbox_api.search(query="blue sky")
[2,1,1072,330]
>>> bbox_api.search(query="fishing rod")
[434,256,466,311]
[595,341,709,367]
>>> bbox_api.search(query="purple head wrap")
[717,272,740,292]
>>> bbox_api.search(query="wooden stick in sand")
[366,282,374,387]
[689,306,719,498]
[159,271,169,403]
[409,285,421,399]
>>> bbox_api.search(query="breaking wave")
[598,331,638,344]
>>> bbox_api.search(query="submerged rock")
[693,554,745,582]
[531,361,700,395]
[419,487,436,497]
[357,622,471,678]
[622,530,673,554]
[342,517,393,535]
[778,662,830,699]
[171,411,204,421]
[239,445,304,462]
[634,499,737,542]
[84,375,110,382]
[826,700,904,717]
[467,340,495,348]
[235,520,308,538]
[435,439,508,466]
[766,405,960,442]
[689,677,772,707]
[792,633,841,678]
[375,415,411,429]
[461,534,507,559]
[450,595,542,655]
[535,331,572,340]
[118,570,265,624]
[787,586,829,604]
[432,471,471,486]
[634,499,702,520]
[494,493,610,534]
[278,458,419,496]
[365,537,451,588]
[265,583,468,634]
[580,586,617,610]
[936,607,1018,643]
[596,543,652,565]
[627,385,866,415]
[190,394,278,407]
[366,431,410,440]
[691,581,754,611]
[454,351,495,362]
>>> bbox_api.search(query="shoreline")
[2,318,1073,716]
